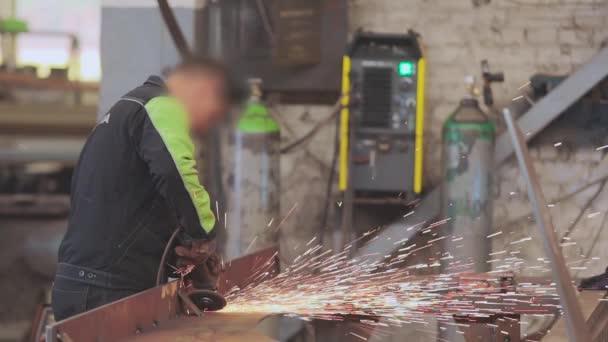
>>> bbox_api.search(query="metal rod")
[503,108,589,342]
[495,46,608,163]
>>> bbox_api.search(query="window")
[16,0,101,81]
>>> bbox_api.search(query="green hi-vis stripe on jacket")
[144,96,216,233]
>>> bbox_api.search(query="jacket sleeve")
[136,96,216,239]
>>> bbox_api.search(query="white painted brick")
[423,25,470,46]
[529,147,541,160]
[574,11,607,29]
[499,28,526,46]
[592,29,608,46]
[558,28,594,46]
[550,162,590,185]
[504,197,531,220]
[570,46,605,67]
[591,189,608,214]
[429,46,473,66]
[590,154,608,182]
[524,28,558,44]
[551,202,582,233]
[500,164,520,181]
[493,201,509,222]
[534,47,574,73]
[538,145,558,160]
[500,179,519,198]
[574,148,604,163]
[542,183,561,200]
[572,183,602,208]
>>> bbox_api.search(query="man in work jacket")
[52,58,229,321]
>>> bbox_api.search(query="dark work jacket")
[57,76,216,291]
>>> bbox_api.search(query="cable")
[156,227,181,286]
[255,0,275,43]
[157,0,192,60]
[279,98,343,154]
[560,178,607,242]
[500,174,608,230]
[317,107,342,252]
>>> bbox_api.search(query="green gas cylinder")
[441,97,495,273]
[226,79,280,260]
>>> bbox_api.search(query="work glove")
[174,234,222,290]
[174,238,217,268]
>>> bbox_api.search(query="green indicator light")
[398,61,415,76]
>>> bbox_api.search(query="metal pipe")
[205,0,226,236]
[503,108,589,342]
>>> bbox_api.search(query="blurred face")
[167,71,228,135]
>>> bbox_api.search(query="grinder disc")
[188,289,227,311]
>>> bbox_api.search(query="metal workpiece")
[45,246,280,342]
[46,271,565,342]
[503,109,590,342]
[128,312,276,342]
[355,46,608,263]
[46,281,181,342]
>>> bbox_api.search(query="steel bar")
[356,46,608,263]
[504,108,590,342]
[495,46,608,163]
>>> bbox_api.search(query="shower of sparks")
[222,226,561,334]
[518,81,531,90]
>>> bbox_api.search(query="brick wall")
[273,0,608,275]
[351,0,608,183]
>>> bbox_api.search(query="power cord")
[279,98,344,154]
[156,227,182,286]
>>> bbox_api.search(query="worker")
[52,57,230,321]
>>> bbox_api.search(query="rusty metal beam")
[504,109,590,342]
[45,246,280,342]
[46,281,181,342]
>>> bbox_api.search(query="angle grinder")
[182,251,227,312]
[157,229,228,313]
[175,237,226,311]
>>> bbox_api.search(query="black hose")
[280,99,343,154]
[317,105,342,251]
[157,0,192,60]
[156,227,181,286]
